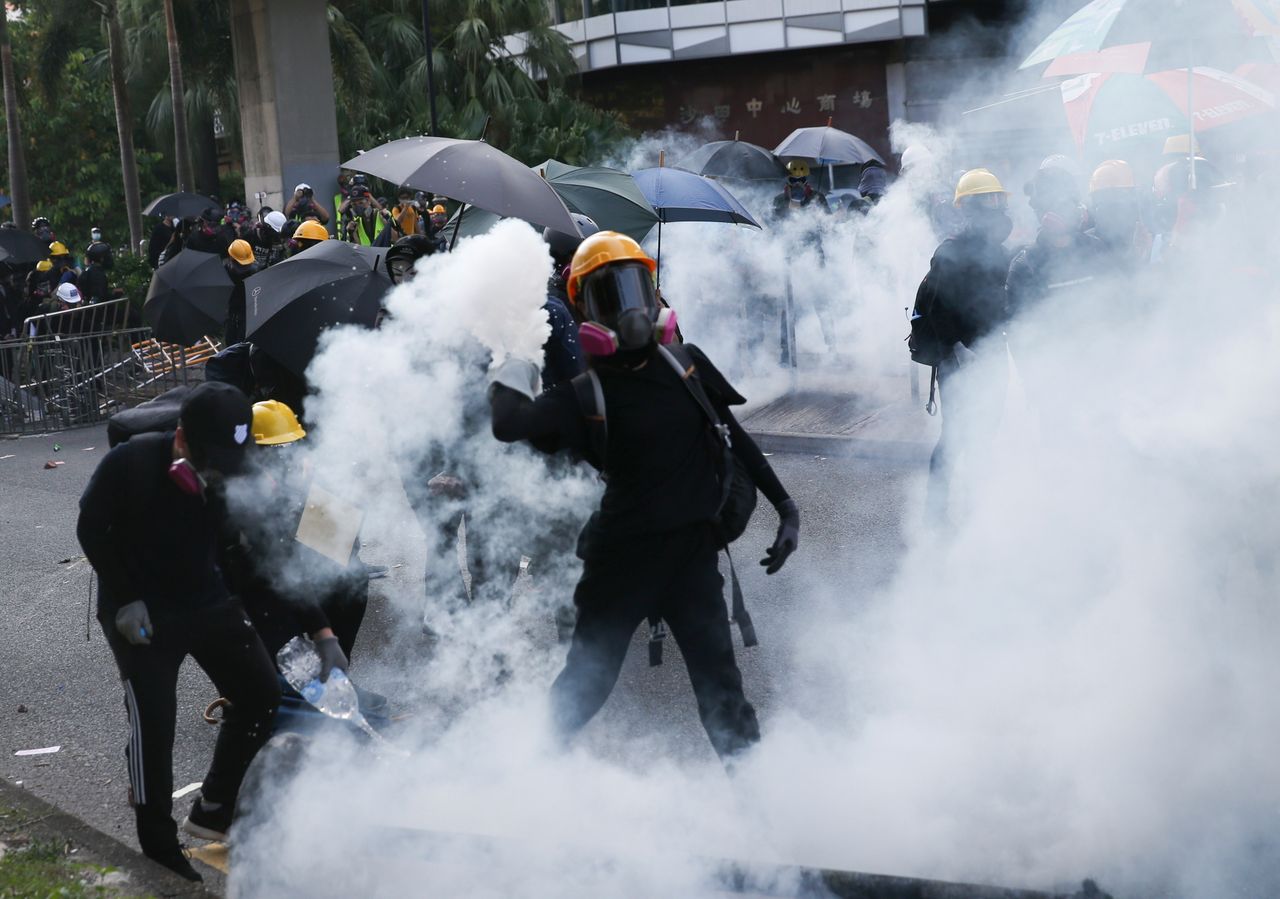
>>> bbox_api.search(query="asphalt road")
[0,422,924,874]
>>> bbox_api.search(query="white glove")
[488,357,541,401]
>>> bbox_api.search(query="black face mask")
[965,208,1013,244]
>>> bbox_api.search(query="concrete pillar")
[229,0,340,226]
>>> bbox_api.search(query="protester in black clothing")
[488,232,799,763]
[148,216,174,268]
[77,382,279,882]
[219,400,369,683]
[80,243,112,305]
[248,210,289,268]
[223,240,260,345]
[912,169,1014,522]
[184,208,230,257]
[1006,156,1109,319]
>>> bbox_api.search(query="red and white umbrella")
[1061,66,1276,154]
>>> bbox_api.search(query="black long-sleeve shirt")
[491,343,787,549]
[77,432,230,621]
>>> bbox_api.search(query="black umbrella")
[143,249,233,345]
[244,240,391,377]
[143,191,221,220]
[677,138,786,182]
[342,137,580,238]
[0,229,52,265]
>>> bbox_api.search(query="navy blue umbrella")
[630,165,760,287]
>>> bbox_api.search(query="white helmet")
[900,145,935,174]
[264,210,287,233]
[56,283,82,304]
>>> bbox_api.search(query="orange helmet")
[566,231,655,303]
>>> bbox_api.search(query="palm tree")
[99,0,143,254]
[162,0,194,191]
[0,10,31,229]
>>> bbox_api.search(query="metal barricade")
[21,297,132,338]
[0,327,218,435]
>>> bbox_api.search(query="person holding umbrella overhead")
[772,160,830,218]
[223,239,261,344]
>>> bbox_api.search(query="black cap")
[179,382,253,474]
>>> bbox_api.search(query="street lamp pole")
[421,0,440,135]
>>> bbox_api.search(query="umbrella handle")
[450,203,467,252]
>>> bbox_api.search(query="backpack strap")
[569,369,607,471]
[926,365,938,416]
[655,344,757,652]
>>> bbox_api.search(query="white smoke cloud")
[225,14,1280,898]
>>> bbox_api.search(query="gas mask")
[168,457,206,497]
[1035,195,1085,239]
[787,177,808,204]
[962,204,1013,245]
[1091,193,1140,247]
[576,261,677,357]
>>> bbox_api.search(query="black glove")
[761,498,799,575]
[114,600,153,645]
[315,636,349,682]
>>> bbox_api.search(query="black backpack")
[906,274,944,415]
[570,344,759,665]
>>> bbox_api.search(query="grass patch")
[0,806,150,898]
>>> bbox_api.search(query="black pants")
[102,601,280,858]
[552,524,760,762]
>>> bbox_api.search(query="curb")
[748,428,933,463]
[0,777,220,898]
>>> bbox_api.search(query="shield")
[143,249,233,345]
[244,241,391,377]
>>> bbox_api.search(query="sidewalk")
[0,777,219,898]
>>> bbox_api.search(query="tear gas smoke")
[228,27,1280,899]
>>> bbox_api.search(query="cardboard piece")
[295,483,364,566]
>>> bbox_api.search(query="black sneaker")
[149,847,203,882]
[180,796,232,842]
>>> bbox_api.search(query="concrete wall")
[230,0,340,225]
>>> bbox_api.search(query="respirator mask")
[577,261,677,357]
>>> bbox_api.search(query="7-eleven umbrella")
[1063,66,1276,155]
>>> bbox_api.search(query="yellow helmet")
[954,168,1008,205]
[1162,134,1199,156]
[1089,159,1136,194]
[567,231,655,304]
[251,400,306,445]
[294,220,329,242]
[430,204,447,215]
[48,241,69,256]
[786,160,810,179]
[228,239,255,266]
[36,260,52,272]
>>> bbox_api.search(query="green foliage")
[111,251,154,315]
[0,29,167,251]
[329,0,629,167]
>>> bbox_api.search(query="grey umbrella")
[773,125,884,166]
[342,137,580,239]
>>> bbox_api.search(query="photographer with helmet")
[283,183,331,227]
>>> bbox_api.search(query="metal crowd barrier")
[0,327,220,435]
[21,297,132,338]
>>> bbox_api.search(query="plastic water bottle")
[275,636,386,743]
[299,669,359,719]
